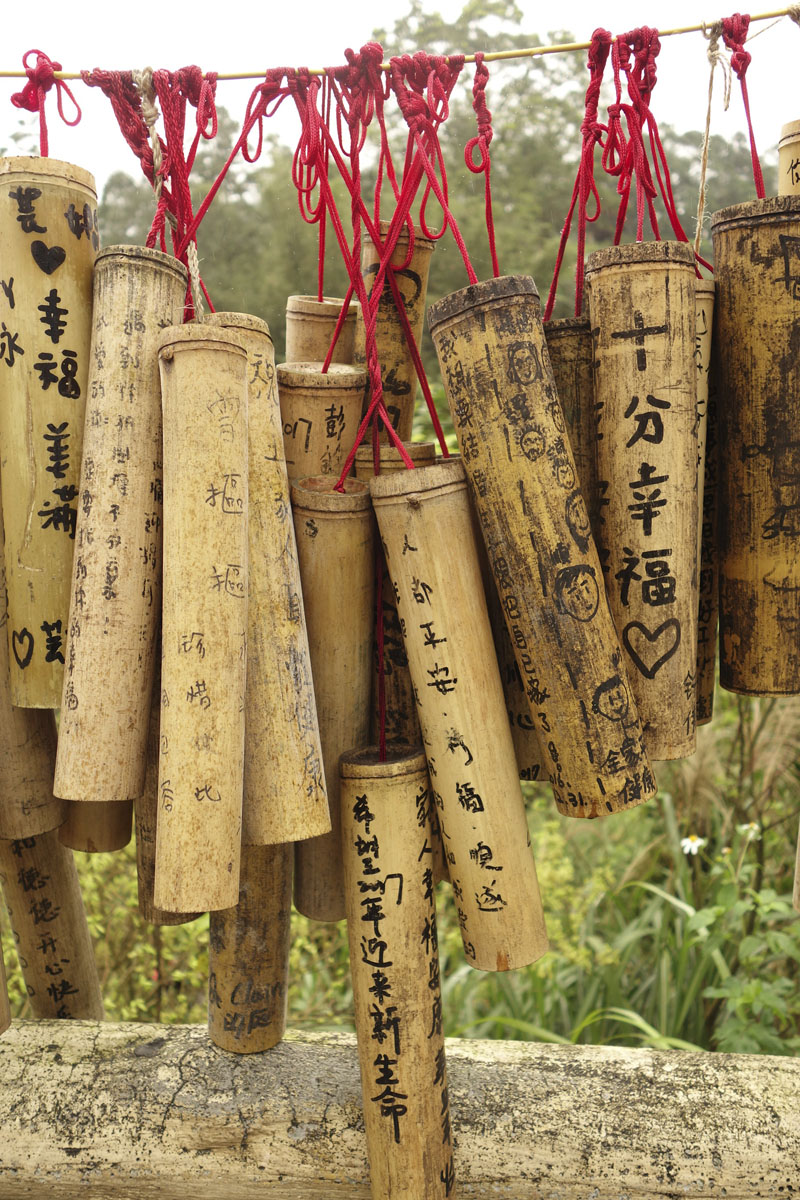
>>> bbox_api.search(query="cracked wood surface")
[0,1021,798,1198]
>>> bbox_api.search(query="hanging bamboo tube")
[285,295,357,365]
[544,317,599,531]
[429,277,654,817]
[53,246,187,805]
[0,942,9,1035]
[206,312,328,846]
[356,222,435,441]
[291,477,374,923]
[712,197,800,694]
[0,157,98,707]
[794,819,800,913]
[135,667,200,925]
[694,279,717,725]
[778,122,800,196]
[208,842,292,1053]
[0,828,103,1018]
[340,746,455,1200]
[154,325,248,914]
[277,362,366,480]
[59,800,132,853]
[485,574,544,784]
[370,460,548,970]
[586,243,699,759]
[355,440,436,746]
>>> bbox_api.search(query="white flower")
[681,835,707,856]
[721,846,732,857]
[737,822,761,840]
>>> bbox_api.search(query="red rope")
[12,49,81,157]
[721,13,765,199]
[544,28,611,321]
[464,52,499,279]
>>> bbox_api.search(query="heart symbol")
[31,241,66,275]
[622,618,681,680]
[11,628,34,670]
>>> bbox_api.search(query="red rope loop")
[81,69,156,182]
[12,49,81,157]
[464,53,499,277]
[721,12,765,198]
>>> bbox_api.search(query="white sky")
[0,0,796,194]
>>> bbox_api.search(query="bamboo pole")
[0,828,103,1018]
[712,197,800,694]
[340,746,455,1199]
[54,246,187,804]
[154,325,248,913]
[291,477,374,922]
[695,280,717,725]
[428,277,654,817]
[0,157,97,707]
[277,362,366,480]
[206,312,328,846]
[370,459,548,971]
[59,799,132,853]
[285,296,357,365]
[587,243,699,759]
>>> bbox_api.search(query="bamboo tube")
[428,277,654,817]
[778,121,800,196]
[0,828,103,1018]
[0,157,98,707]
[355,440,436,746]
[0,942,9,1035]
[695,280,717,725]
[712,197,800,694]
[205,312,328,846]
[208,842,292,1053]
[277,362,366,481]
[486,576,544,783]
[370,459,548,970]
[135,669,200,925]
[59,800,132,853]
[794,819,800,913]
[285,295,357,364]
[54,247,187,805]
[154,325,248,914]
[586,243,699,759]
[291,477,374,922]
[544,317,598,530]
[340,746,455,1200]
[356,223,435,441]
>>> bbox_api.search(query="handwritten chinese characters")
[276,362,367,480]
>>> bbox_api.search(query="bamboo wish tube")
[291,477,374,922]
[356,222,435,441]
[285,295,357,364]
[778,121,800,196]
[54,247,188,804]
[370,460,548,971]
[206,312,328,846]
[544,317,598,530]
[0,828,103,1018]
[340,747,455,1200]
[59,800,132,854]
[0,943,9,1035]
[154,325,248,914]
[712,197,800,695]
[208,842,292,1053]
[0,157,98,707]
[695,280,717,726]
[428,277,654,818]
[277,362,366,481]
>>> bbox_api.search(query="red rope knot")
[623,25,660,105]
[12,49,81,157]
[177,66,218,140]
[81,69,154,180]
[721,13,752,79]
[465,53,492,170]
[581,28,612,142]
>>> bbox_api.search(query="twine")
[694,22,732,258]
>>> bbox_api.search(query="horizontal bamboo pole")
[0,1022,797,1198]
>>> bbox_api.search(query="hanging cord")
[604,28,662,244]
[11,49,81,156]
[721,13,766,198]
[544,28,612,321]
[695,23,732,257]
[464,52,500,278]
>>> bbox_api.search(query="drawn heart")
[31,240,66,275]
[622,618,681,680]
[11,628,34,670]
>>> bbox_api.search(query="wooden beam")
[0,1021,798,1198]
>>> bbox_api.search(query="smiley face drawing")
[553,563,599,622]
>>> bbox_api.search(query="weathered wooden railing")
[0,1020,798,1197]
